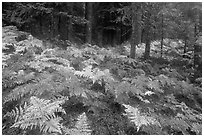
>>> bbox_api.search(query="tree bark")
[68,3,73,41]
[130,3,142,59]
[86,2,93,44]
[193,9,202,79]
[144,35,151,59]
[184,38,187,54]
[194,22,199,67]
[144,7,151,59]
[160,13,164,58]
[98,28,103,47]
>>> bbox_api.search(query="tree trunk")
[116,28,121,45]
[49,14,54,39]
[184,38,187,54]
[194,22,199,68]
[160,13,164,58]
[68,3,73,41]
[39,15,43,37]
[130,3,142,59]
[193,10,201,79]
[86,2,93,44]
[144,35,151,59]
[144,8,151,59]
[98,29,103,47]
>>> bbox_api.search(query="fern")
[40,116,63,134]
[68,46,83,58]
[27,53,73,72]
[83,46,97,56]
[147,79,164,93]
[63,112,92,135]
[10,96,65,134]
[75,65,114,84]
[158,116,190,134]
[13,71,36,85]
[119,56,137,67]
[106,76,152,104]
[2,29,202,135]
[156,74,176,87]
[2,52,12,68]
[74,65,93,79]
[83,58,99,67]
[191,123,202,134]
[4,70,78,103]
[123,104,160,132]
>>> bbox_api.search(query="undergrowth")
[2,26,202,135]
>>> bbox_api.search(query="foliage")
[7,96,65,134]
[2,24,202,135]
[63,112,92,135]
[123,104,160,132]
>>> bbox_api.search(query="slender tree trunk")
[160,13,164,58]
[58,15,61,39]
[98,29,103,47]
[193,22,200,80]
[116,28,121,45]
[193,10,201,79]
[145,35,151,59]
[130,3,142,59]
[194,22,199,67]
[86,2,93,44]
[47,14,53,40]
[50,14,54,39]
[38,15,43,38]
[68,3,73,41]
[153,15,157,40]
[184,38,187,54]
[144,9,151,59]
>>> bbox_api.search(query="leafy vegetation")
[2,24,202,135]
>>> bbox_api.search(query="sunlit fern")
[123,104,160,132]
[3,69,79,103]
[74,65,114,84]
[9,96,66,134]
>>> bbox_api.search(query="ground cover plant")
[2,25,202,135]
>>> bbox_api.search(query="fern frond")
[2,53,12,68]
[158,116,190,134]
[14,71,36,84]
[11,96,65,134]
[119,56,137,67]
[75,66,114,84]
[68,47,83,58]
[156,74,176,87]
[4,68,79,103]
[83,46,97,56]
[191,123,202,134]
[4,102,28,123]
[99,48,118,59]
[40,116,63,134]
[83,58,99,66]
[147,80,164,93]
[74,65,93,79]
[123,104,160,132]
[63,112,92,135]
[4,73,52,103]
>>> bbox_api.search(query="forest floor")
[2,26,202,135]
